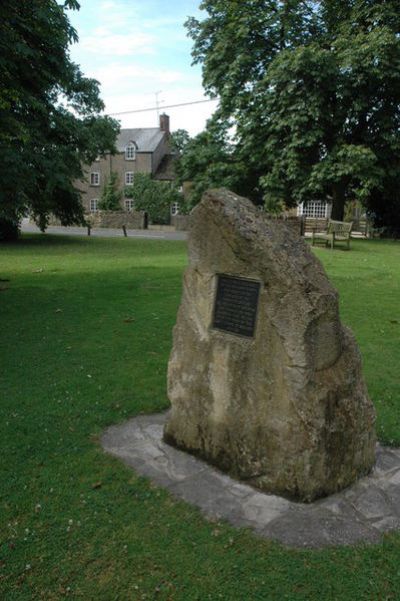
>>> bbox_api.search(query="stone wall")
[87,210,146,229]
[171,214,191,231]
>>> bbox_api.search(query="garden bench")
[312,219,353,250]
[301,217,329,237]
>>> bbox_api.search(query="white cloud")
[99,0,119,9]
[91,63,184,92]
[77,0,152,56]
[68,0,214,134]
[97,1,140,29]
[80,32,155,56]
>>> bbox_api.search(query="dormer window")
[125,142,136,160]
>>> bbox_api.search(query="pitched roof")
[154,153,176,181]
[116,128,165,153]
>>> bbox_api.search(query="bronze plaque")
[212,274,261,338]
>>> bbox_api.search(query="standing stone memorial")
[164,189,376,502]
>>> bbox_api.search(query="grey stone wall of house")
[87,210,146,229]
[78,156,112,210]
[164,188,376,503]
[77,118,172,214]
[78,152,154,214]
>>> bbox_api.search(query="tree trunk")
[0,218,19,241]
[331,183,346,221]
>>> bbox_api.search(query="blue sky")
[67,0,218,134]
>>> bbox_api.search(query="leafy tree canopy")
[174,113,263,209]
[125,174,182,225]
[0,0,120,239]
[170,129,191,154]
[185,0,400,226]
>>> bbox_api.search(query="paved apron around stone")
[101,412,400,549]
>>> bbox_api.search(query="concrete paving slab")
[375,446,400,473]
[101,412,400,548]
[385,485,400,516]
[263,508,381,548]
[350,485,393,520]
[372,516,400,533]
[388,470,400,486]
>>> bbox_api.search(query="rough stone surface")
[101,413,400,548]
[163,189,376,501]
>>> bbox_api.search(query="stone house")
[79,113,174,214]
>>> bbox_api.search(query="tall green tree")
[0,0,119,239]
[175,115,237,208]
[186,1,400,226]
[98,172,122,211]
[170,129,191,154]
[125,174,182,224]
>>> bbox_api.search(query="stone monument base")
[102,413,399,548]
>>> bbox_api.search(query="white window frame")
[125,143,136,161]
[90,172,100,186]
[298,201,331,219]
[125,199,135,211]
[125,172,134,186]
[170,202,180,216]
[90,199,99,213]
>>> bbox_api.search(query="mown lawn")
[0,234,399,600]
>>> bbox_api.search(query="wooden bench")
[312,219,353,250]
[301,217,329,237]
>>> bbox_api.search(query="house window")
[171,202,180,216]
[90,172,100,186]
[125,199,135,211]
[125,143,136,160]
[299,201,330,219]
[125,172,134,185]
[90,199,98,212]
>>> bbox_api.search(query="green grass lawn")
[0,234,399,600]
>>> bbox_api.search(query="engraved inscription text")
[212,275,261,338]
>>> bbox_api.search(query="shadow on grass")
[0,234,188,266]
[25,233,105,246]
[1,233,92,248]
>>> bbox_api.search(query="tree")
[174,113,263,209]
[125,174,182,224]
[174,115,234,208]
[98,172,122,211]
[170,129,191,154]
[186,1,400,226]
[0,0,120,240]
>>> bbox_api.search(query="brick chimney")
[159,113,170,135]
